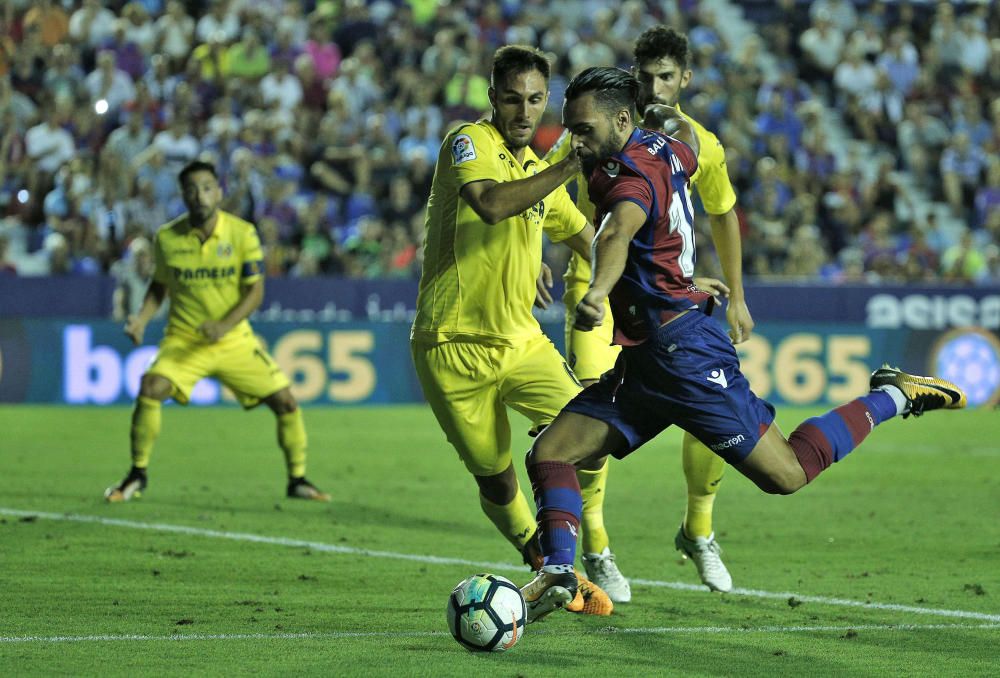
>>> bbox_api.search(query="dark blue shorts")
[562,310,775,464]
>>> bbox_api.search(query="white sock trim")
[874,384,909,416]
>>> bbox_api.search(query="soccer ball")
[446,573,526,652]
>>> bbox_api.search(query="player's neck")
[191,213,219,242]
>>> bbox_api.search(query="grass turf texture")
[1,404,997,676]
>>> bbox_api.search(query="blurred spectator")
[110,235,156,320]
[22,0,69,49]
[154,1,195,69]
[809,0,858,34]
[69,0,117,51]
[225,28,270,81]
[152,116,199,171]
[940,131,988,216]
[195,0,239,45]
[84,50,136,118]
[260,58,302,112]
[798,10,845,86]
[941,229,988,283]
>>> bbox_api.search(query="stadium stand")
[0,0,996,285]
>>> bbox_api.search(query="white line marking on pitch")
[2,624,999,644]
[3,507,998,624]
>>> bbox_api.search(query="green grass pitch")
[1,404,998,676]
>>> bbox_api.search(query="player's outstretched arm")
[460,150,582,225]
[642,104,700,157]
[124,281,166,346]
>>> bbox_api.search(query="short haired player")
[105,160,330,503]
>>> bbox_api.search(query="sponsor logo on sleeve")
[451,134,476,165]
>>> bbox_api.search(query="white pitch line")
[3,507,999,624]
[2,624,999,644]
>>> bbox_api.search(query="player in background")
[105,160,330,504]
[410,45,614,615]
[542,25,752,595]
[519,67,966,622]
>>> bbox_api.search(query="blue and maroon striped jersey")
[587,127,711,346]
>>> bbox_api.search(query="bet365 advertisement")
[1,318,997,408]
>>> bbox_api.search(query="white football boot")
[674,527,733,593]
[582,547,631,603]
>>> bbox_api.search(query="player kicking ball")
[519,68,966,622]
[105,160,330,504]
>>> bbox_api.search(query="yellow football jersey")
[412,120,587,346]
[152,210,264,341]
[548,104,736,285]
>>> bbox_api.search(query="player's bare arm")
[459,150,582,225]
[124,281,167,346]
[642,104,700,156]
[708,210,754,343]
[576,202,646,331]
[198,278,264,343]
[563,221,596,262]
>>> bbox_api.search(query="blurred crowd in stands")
[0,0,997,308]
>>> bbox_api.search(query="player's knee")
[475,466,518,505]
[756,472,805,495]
[139,374,171,400]
[266,389,298,414]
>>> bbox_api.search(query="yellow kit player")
[544,26,755,594]
[411,45,613,615]
[105,160,329,503]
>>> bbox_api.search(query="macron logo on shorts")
[710,434,745,452]
[706,368,728,388]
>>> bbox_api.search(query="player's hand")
[574,290,605,331]
[725,297,755,345]
[198,320,229,343]
[534,262,554,309]
[124,316,146,346]
[643,104,683,133]
[558,146,583,174]
[693,276,729,302]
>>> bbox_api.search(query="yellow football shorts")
[147,327,290,408]
[411,334,582,476]
[563,280,620,382]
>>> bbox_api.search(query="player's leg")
[106,336,207,502]
[412,341,538,558]
[675,431,732,592]
[736,366,967,493]
[563,292,632,601]
[220,333,330,501]
[501,335,617,612]
[261,387,330,501]
[520,408,631,622]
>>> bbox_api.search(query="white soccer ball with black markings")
[446,573,526,652]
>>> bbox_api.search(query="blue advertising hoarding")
[1,318,997,408]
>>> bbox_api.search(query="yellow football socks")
[479,490,536,553]
[277,409,308,478]
[130,396,161,469]
[682,432,725,538]
[578,462,609,555]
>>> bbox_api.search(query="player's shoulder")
[155,214,188,242]
[444,119,498,165]
[218,210,256,236]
